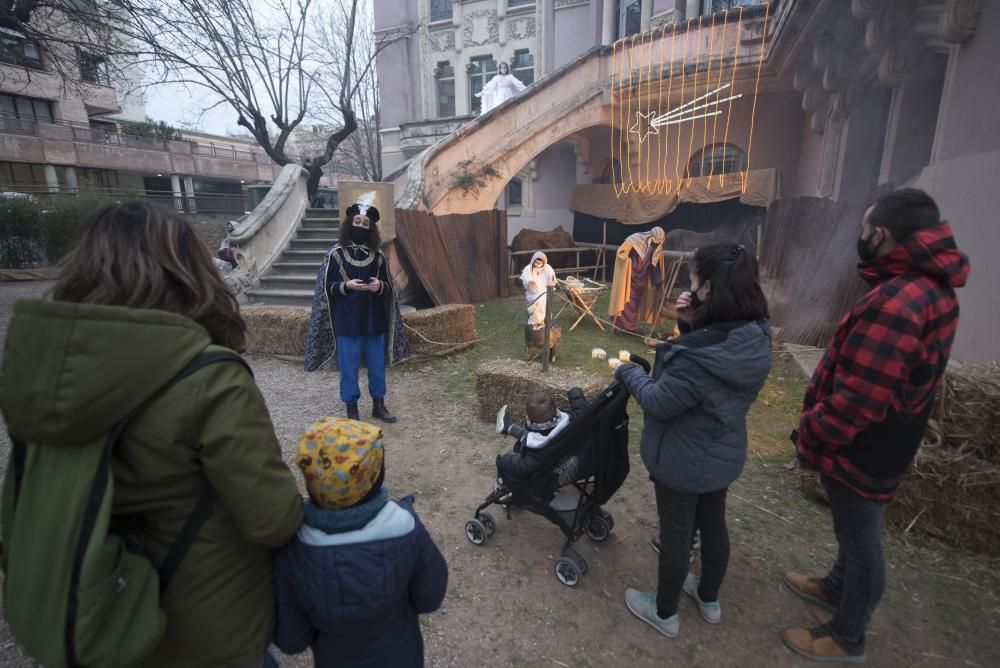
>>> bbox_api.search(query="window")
[508,179,523,207]
[468,55,497,115]
[435,61,456,118]
[688,144,748,178]
[0,93,53,133]
[430,0,452,22]
[508,0,535,7]
[0,27,42,69]
[78,48,110,86]
[616,0,642,39]
[511,49,534,86]
[702,0,764,15]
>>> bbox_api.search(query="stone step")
[257,274,316,290]
[270,261,323,275]
[301,218,339,229]
[289,237,338,250]
[305,208,339,219]
[244,287,314,307]
[296,227,339,239]
[279,249,328,263]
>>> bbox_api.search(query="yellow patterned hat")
[296,418,385,509]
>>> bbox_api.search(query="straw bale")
[243,306,311,356]
[798,363,1000,556]
[403,304,477,356]
[476,358,607,423]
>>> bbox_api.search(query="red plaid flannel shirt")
[796,222,969,501]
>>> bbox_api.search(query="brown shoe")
[782,624,866,664]
[784,571,837,612]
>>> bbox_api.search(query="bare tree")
[3,0,398,170]
[308,0,417,180]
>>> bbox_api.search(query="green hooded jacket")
[0,300,304,668]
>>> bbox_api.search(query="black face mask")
[350,226,371,244]
[689,291,704,310]
[856,234,879,263]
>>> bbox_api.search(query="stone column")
[602,0,616,44]
[641,0,653,31]
[686,0,700,21]
[170,174,184,212]
[183,176,198,213]
[44,165,60,193]
[64,166,79,193]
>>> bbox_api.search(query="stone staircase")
[245,208,339,307]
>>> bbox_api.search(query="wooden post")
[602,221,608,283]
[542,283,553,372]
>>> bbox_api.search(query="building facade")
[0,18,333,215]
[379,0,997,362]
[377,0,727,239]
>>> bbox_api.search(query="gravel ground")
[2,280,998,667]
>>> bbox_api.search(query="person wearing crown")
[304,192,409,422]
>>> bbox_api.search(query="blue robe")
[304,244,410,372]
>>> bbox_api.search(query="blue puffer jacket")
[273,493,448,667]
[616,320,772,494]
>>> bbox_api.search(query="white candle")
[618,350,631,361]
[591,347,607,359]
[608,358,622,369]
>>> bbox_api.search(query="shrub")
[41,191,119,263]
[0,196,45,269]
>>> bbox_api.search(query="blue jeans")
[336,334,386,404]
[821,475,886,645]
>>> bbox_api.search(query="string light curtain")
[609,3,770,198]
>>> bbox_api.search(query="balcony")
[0,116,286,183]
[399,116,475,156]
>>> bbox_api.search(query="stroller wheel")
[554,557,581,587]
[599,509,615,531]
[465,518,488,546]
[586,515,612,543]
[479,512,497,537]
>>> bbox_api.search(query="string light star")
[629,110,659,144]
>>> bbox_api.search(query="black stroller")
[463,356,648,586]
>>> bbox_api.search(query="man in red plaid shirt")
[781,189,970,664]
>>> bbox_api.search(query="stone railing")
[227,163,308,294]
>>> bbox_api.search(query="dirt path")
[1,281,997,667]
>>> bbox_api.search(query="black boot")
[372,398,397,423]
[346,403,360,420]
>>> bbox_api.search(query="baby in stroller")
[494,389,587,488]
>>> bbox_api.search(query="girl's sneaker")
[682,573,721,624]
[624,589,679,638]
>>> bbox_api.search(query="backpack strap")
[139,348,251,594]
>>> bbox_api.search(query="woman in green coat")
[0,202,303,667]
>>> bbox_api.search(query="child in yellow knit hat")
[274,418,448,667]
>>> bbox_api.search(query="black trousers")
[654,481,730,618]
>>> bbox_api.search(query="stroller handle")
[629,354,651,373]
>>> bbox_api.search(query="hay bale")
[476,358,607,423]
[887,362,1000,554]
[796,363,1000,556]
[243,306,310,356]
[403,304,477,356]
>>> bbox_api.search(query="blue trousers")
[336,334,386,404]
[821,475,886,644]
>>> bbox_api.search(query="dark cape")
[304,244,410,372]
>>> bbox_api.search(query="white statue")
[476,62,527,114]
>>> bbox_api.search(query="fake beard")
[350,227,371,244]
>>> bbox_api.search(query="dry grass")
[243,306,311,356]
[475,358,607,423]
[800,363,1000,556]
[402,304,477,356]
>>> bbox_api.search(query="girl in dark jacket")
[614,243,771,638]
